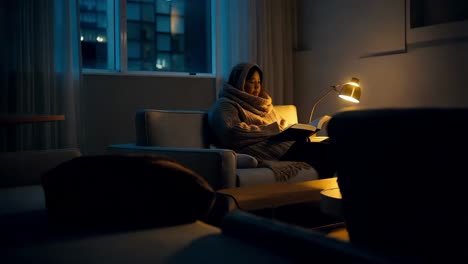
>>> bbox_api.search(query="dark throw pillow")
[41,154,215,229]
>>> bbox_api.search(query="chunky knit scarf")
[208,63,313,181]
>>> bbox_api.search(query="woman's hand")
[279,119,289,130]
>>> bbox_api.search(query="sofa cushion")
[135,109,212,148]
[41,154,216,229]
[274,105,298,124]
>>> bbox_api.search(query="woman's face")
[244,71,262,96]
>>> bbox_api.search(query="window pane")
[128,41,141,59]
[96,0,106,11]
[127,3,140,21]
[79,0,114,70]
[127,22,140,40]
[170,0,185,16]
[172,16,184,34]
[171,53,185,71]
[128,60,142,71]
[141,24,154,41]
[156,53,171,70]
[97,13,107,28]
[141,4,155,22]
[126,0,212,73]
[156,0,171,14]
[156,15,170,33]
[157,34,171,51]
[172,34,184,52]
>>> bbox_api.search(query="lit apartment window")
[79,0,115,70]
[79,0,212,74]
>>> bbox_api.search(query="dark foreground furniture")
[1,154,396,264]
[0,186,394,264]
[41,154,216,229]
[328,108,468,263]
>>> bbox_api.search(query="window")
[80,0,115,70]
[79,0,212,74]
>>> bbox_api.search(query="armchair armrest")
[107,144,237,190]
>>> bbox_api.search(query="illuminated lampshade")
[338,77,361,103]
[309,77,362,123]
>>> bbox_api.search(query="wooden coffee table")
[217,177,339,212]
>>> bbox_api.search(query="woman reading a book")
[208,62,335,180]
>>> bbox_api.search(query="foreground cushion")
[41,154,216,229]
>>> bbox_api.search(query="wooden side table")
[0,114,65,151]
[0,115,65,127]
[216,178,341,229]
[318,187,348,241]
[320,187,343,219]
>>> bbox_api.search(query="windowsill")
[82,70,215,78]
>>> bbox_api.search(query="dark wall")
[294,0,468,123]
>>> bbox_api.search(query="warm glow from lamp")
[338,77,361,103]
[309,77,362,123]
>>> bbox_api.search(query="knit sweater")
[208,63,312,181]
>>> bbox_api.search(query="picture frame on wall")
[406,0,468,45]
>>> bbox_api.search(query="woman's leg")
[280,141,336,179]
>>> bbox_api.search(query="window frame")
[82,0,216,77]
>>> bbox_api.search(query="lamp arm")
[308,85,340,123]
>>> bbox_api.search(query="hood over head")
[227,63,263,92]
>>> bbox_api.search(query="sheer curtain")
[216,0,296,105]
[0,0,82,152]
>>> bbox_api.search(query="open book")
[270,115,332,142]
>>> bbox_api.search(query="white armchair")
[107,105,319,190]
